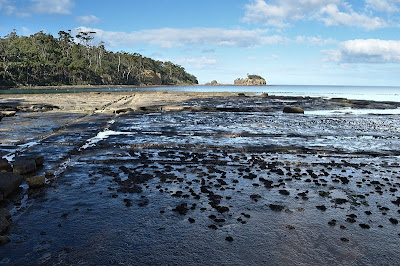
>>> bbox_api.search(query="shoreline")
[0,84,276,91]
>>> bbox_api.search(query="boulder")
[26,176,45,188]
[0,111,16,117]
[0,158,12,172]
[283,106,304,114]
[0,235,11,246]
[0,172,23,198]
[13,158,37,174]
[45,170,55,178]
[33,156,44,166]
[0,209,11,220]
[0,208,11,235]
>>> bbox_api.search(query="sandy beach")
[1,91,400,265]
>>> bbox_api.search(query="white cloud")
[0,0,29,17]
[243,0,340,27]
[176,57,218,69]
[30,0,74,14]
[75,27,336,50]
[319,4,387,29]
[323,39,400,63]
[0,0,15,15]
[295,35,337,46]
[365,0,400,12]
[243,0,390,30]
[76,15,100,25]
[77,26,286,48]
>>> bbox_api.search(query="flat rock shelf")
[0,91,399,265]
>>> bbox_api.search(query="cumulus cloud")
[324,39,400,63]
[319,4,387,29]
[243,0,390,29]
[30,0,74,14]
[243,0,340,26]
[76,15,100,25]
[77,27,288,48]
[176,57,218,69]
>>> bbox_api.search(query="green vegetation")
[247,74,263,80]
[0,29,198,88]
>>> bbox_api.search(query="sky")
[1,0,400,86]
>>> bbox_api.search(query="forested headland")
[0,30,198,88]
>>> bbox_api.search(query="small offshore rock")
[172,203,189,215]
[316,205,327,211]
[328,219,337,226]
[279,189,290,196]
[225,236,234,242]
[359,223,370,229]
[340,237,349,242]
[389,218,398,225]
[269,204,285,212]
[283,107,304,114]
[26,176,45,189]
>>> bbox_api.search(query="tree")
[0,29,198,88]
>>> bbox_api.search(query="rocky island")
[234,74,266,86]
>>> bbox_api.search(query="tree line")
[0,29,198,88]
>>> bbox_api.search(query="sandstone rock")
[0,235,10,246]
[0,158,12,172]
[0,111,16,117]
[205,80,220,86]
[26,176,45,188]
[0,172,23,198]
[140,70,162,85]
[13,158,37,174]
[0,209,11,234]
[45,170,55,178]
[283,106,304,114]
[234,75,266,86]
[0,209,11,220]
[33,156,44,166]
[162,106,185,112]
[260,93,269,97]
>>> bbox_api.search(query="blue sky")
[1,0,400,85]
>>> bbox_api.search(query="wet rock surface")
[0,92,400,265]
